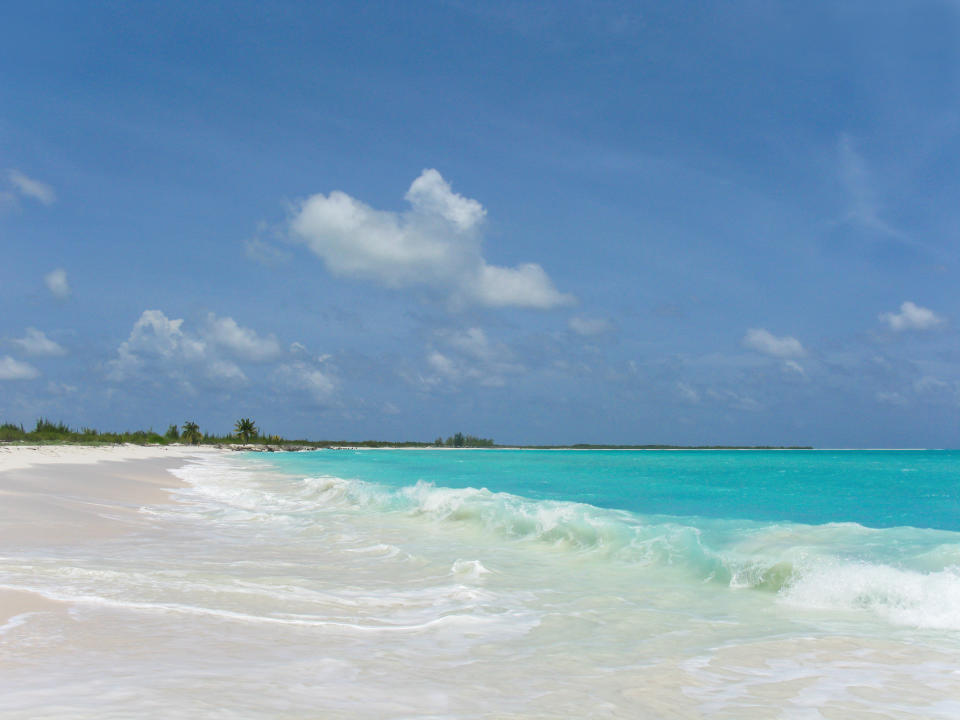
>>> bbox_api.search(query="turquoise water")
[267,449,960,530]
[259,448,960,630]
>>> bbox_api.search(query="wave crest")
[176,461,960,630]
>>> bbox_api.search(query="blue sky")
[1,1,958,446]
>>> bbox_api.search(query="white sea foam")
[451,559,492,579]
[0,611,37,636]
[782,561,960,629]
[167,455,960,631]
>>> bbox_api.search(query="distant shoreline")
[5,441,948,452]
[11,442,951,452]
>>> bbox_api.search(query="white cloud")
[109,310,245,385]
[676,382,700,403]
[110,310,336,402]
[470,263,571,309]
[46,380,78,395]
[743,328,805,358]
[838,135,886,233]
[427,350,459,380]
[0,355,39,380]
[405,168,486,231]
[569,314,613,336]
[204,314,281,362]
[12,328,66,356]
[420,327,524,388]
[44,268,70,299]
[879,301,944,332]
[706,388,762,411]
[110,311,194,376]
[783,360,806,377]
[446,327,497,361]
[7,170,56,205]
[274,361,336,403]
[207,359,248,383]
[913,376,960,406]
[914,376,951,394]
[244,238,291,266]
[836,136,935,255]
[118,310,205,364]
[289,169,573,309]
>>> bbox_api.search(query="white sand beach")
[0,445,220,622]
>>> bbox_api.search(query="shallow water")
[2,449,960,718]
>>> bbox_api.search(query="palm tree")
[234,417,258,443]
[181,421,202,445]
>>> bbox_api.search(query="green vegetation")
[181,421,202,445]
[0,417,812,450]
[234,417,258,443]
[0,418,167,445]
[440,432,494,448]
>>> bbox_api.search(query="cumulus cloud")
[446,327,498,361]
[109,309,337,403]
[110,310,212,379]
[44,268,70,299]
[0,355,40,380]
[274,361,336,403]
[419,327,524,388]
[405,168,486,231]
[7,170,56,205]
[110,310,245,385]
[742,328,805,358]
[204,314,281,362]
[879,301,944,332]
[288,169,574,309]
[568,314,613,336]
[427,350,459,380]
[12,328,66,356]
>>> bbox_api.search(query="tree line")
[0,418,496,448]
[433,432,495,448]
[0,417,276,446]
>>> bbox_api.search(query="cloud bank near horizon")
[108,310,336,404]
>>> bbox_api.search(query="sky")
[1,1,958,447]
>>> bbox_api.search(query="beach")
[2,446,960,718]
[0,446,215,621]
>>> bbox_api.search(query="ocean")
[3,449,960,718]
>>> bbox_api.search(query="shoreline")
[236,445,939,452]
[0,444,222,626]
[0,444,222,545]
[0,443,224,472]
